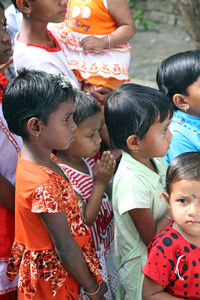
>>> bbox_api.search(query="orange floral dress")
[7,154,101,299]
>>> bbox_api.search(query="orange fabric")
[8,153,101,299]
[75,71,127,90]
[66,0,117,35]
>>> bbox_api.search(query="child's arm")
[128,208,171,246]
[142,276,183,300]
[80,0,136,51]
[83,151,115,226]
[0,173,15,211]
[40,211,107,299]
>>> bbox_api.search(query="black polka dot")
[196,292,199,295]
[163,265,166,268]
[162,237,173,247]
[184,291,188,296]
[170,281,175,287]
[182,264,188,271]
[158,234,164,238]
[195,283,199,287]
[158,246,164,254]
[169,259,175,269]
[183,283,188,288]
[156,253,159,256]
[192,260,197,267]
[183,276,188,280]
[170,232,178,239]
[190,244,196,250]
[184,247,190,253]
[163,273,165,275]
[194,273,199,278]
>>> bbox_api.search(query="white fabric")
[0,261,18,295]
[0,104,23,185]
[13,25,80,89]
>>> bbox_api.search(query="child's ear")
[173,93,190,112]
[27,117,42,138]
[16,0,32,16]
[126,135,139,152]
[162,191,170,207]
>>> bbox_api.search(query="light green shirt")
[113,151,168,300]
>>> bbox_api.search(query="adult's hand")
[86,84,112,105]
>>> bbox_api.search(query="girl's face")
[0,8,12,65]
[185,75,200,117]
[40,99,77,150]
[66,112,102,158]
[25,0,67,23]
[138,113,172,159]
[168,179,200,245]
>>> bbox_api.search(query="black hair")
[73,90,101,125]
[104,83,173,150]
[3,69,75,140]
[0,1,4,10]
[166,152,200,194]
[156,50,200,109]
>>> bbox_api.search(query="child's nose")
[70,117,77,131]
[168,129,173,140]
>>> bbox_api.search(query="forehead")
[78,112,101,130]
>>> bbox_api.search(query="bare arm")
[128,208,171,246]
[142,276,184,300]
[0,173,15,211]
[83,151,115,226]
[80,0,136,51]
[40,211,107,299]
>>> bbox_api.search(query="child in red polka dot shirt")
[142,152,200,300]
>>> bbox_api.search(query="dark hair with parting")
[166,152,200,194]
[0,1,4,10]
[73,90,101,125]
[156,50,200,108]
[104,83,173,150]
[3,69,75,140]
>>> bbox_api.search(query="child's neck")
[57,151,90,175]
[128,150,157,173]
[18,18,55,47]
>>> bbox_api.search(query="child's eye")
[162,127,168,134]
[178,198,187,204]
[88,133,94,139]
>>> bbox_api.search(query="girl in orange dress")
[3,69,107,300]
[59,0,136,90]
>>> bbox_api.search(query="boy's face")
[168,179,200,245]
[0,8,12,65]
[27,0,67,23]
[66,112,102,158]
[137,113,172,159]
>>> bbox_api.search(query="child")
[142,151,200,299]
[104,83,173,300]
[56,91,118,299]
[156,50,200,165]
[11,0,80,89]
[3,69,107,299]
[0,3,23,298]
[59,0,136,90]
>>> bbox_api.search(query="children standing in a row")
[143,151,200,299]
[104,83,173,300]
[57,91,118,299]
[3,69,107,300]
[157,50,200,165]
[59,0,136,90]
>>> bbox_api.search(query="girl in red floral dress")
[3,69,107,300]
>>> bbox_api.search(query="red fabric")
[142,222,200,299]
[0,290,17,300]
[0,73,9,103]
[0,205,15,259]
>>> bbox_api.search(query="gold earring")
[133,148,139,153]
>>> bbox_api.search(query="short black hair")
[104,83,173,149]
[3,69,75,140]
[166,152,200,194]
[73,90,101,125]
[0,1,4,10]
[157,50,200,109]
